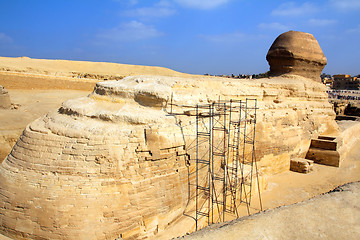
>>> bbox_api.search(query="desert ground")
[0,57,359,239]
[181,180,360,240]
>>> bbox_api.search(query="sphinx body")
[0,74,337,239]
[0,31,338,239]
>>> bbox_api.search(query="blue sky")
[0,0,359,75]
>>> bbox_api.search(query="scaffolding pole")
[179,98,260,230]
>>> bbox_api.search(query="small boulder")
[290,158,314,173]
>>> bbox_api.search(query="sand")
[0,56,193,83]
[182,181,360,239]
[0,56,198,91]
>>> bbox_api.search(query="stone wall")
[0,74,337,239]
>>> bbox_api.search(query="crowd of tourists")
[327,90,360,101]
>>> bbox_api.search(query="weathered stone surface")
[290,158,313,173]
[0,74,338,239]
[0,86,11,109]
[306,148,340,167]
[310,138,337,150]
[0,31,340,239]
[266,31,327,82]
[306,135,341,167]
[337,121,360,160]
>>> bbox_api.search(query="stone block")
[318,136,336,141]
[290,158,313,173]
[310,139,337,151]
[306,148,340,167]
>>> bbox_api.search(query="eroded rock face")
[0,74,338,239]
[0,85,11,109]
[0,30,339,240]
[266,31,327,82]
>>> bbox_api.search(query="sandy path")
[0,234,11,240]
[261,143,360,209]
[182,181,360,240]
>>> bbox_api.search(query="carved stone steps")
[305,136,340,167]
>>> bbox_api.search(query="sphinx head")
[266,30,327,82]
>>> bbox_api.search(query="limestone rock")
[0,31,339,239]
[266,31,327,82]
[306,136,341,167]
[306,148,340,167]
[0,86,11,109]
[0,74,338,240]
[290,158,313,173]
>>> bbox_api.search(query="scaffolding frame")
[168,97,261,230]
[193,99,260,230]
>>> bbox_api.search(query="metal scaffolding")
[193,99,260,230]
[167,97,261,230]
